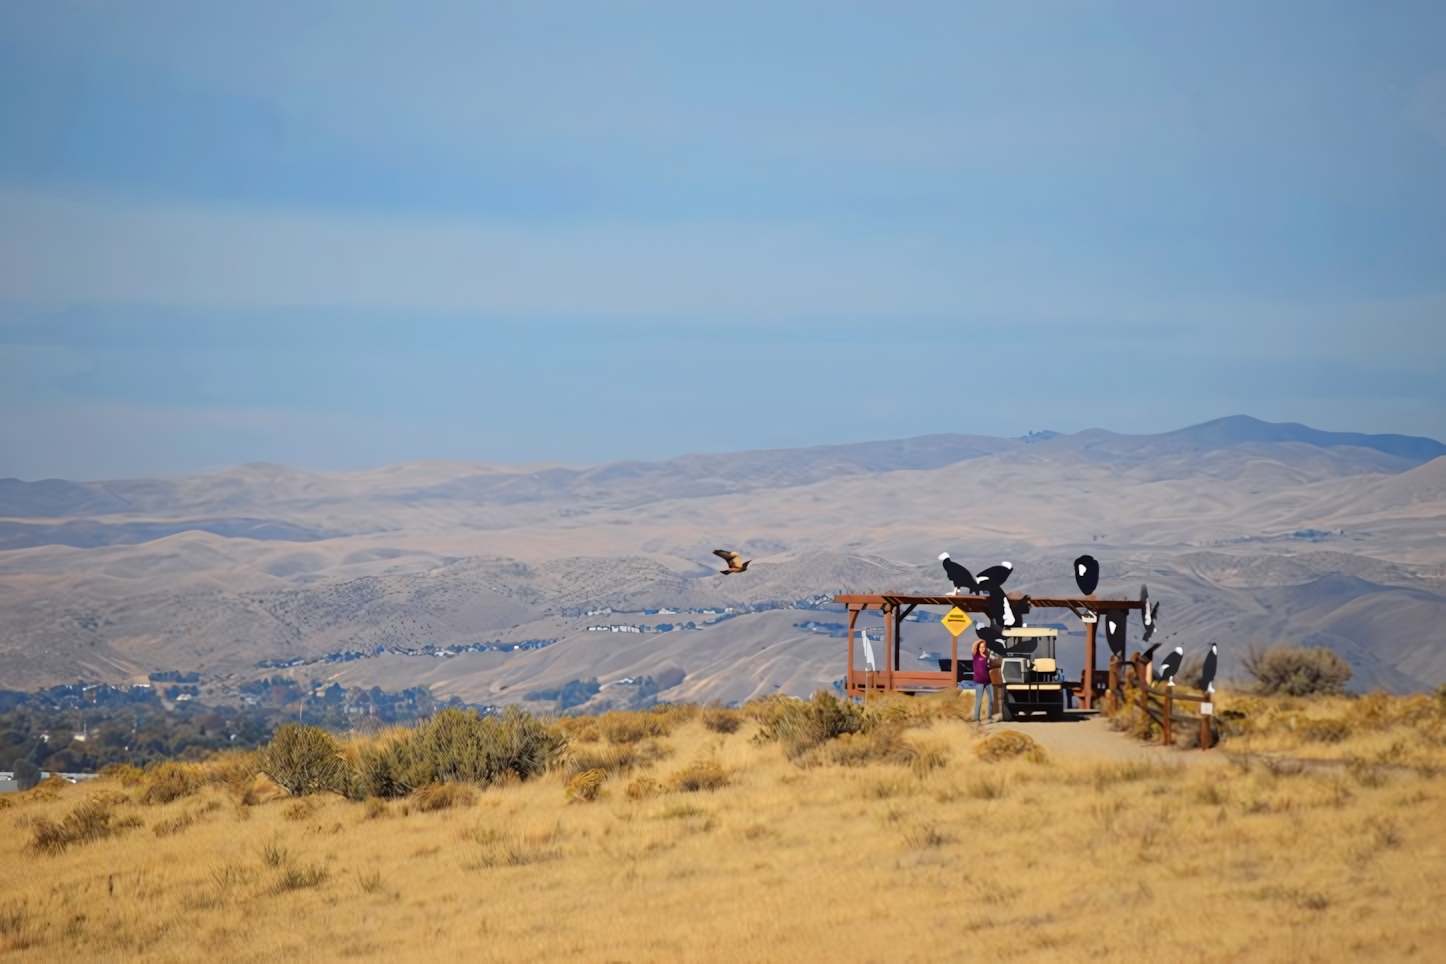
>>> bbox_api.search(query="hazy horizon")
[3,2,1444,479]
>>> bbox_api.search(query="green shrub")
[754,691,868,759]
[346,707,566,799]
[260,724,347,796]
[1244,645,1353,697]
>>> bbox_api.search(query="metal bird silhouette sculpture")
[1104,609,1128,658]
[1157,646,1184,686]
[975,562,1013,590]
[1201,643,1218,693]
[1073,554,1100,595]
[937,553,979,595]
[1140,585,1160,642]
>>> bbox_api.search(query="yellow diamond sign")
[942,607,973,637]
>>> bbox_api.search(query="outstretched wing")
[712,549,742,566]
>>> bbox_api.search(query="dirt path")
[988,711,1225,766]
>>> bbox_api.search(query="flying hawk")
[712,549,751,574]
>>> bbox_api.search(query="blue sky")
[1,1,1444,479]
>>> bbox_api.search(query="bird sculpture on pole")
[1140,585,1160,642]
[1157,646,1184,686]
[1201,643,1218,693]
[1104,609,1128,659]
[712,549,751,574]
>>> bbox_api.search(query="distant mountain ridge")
[2,416,1441,523]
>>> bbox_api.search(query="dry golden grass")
[2,692,1444,962]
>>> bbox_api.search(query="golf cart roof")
[1003,627,1058,637]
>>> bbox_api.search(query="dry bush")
[99,763,144,787]
[565,768,608,803]
[412,782,478,812]
[1301,718,1351,743]
[1244,644,1352,697]
[152,810,197,837]
[625,776,661,800]
[139,762,205,805]
[465,826,563,868]
[283,799,317,821]
[701,706,743,734]
[668,760,729,792]
[563,736,669,777]
[205,750,260,795]
[975,731,1046,763]
[755,691,869,760]
[274,863,329,892]
[598,711,674,744]
[363,797,389,820]
[31,797,142,855]
[261,724,347,797]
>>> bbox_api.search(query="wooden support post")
[846,606,860,696]
[1200,693,1213,751]
[1162,685,1173,747]
[1107,654,1120,714]
[950,616,959,697]
[883,603,895,693]
[1082,618,1097,710]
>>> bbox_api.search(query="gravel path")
[987,711,1226,766]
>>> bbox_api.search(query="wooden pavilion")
[833,593,1144,709]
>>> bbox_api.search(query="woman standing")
[970,637,993,725]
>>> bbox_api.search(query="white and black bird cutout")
[1201,644,1219,693]
[1157,646,1184,686]
[937,553,979,595]
[1139,585,1160,642]
[975,561,1013,590]
[985,585,1016,628]
[1104,609,1127,658]
[1073,555,1100,596]
[712,549,751,574]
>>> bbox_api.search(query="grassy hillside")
[2,691,1444,962]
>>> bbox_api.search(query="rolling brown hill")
[1,416,1443,701]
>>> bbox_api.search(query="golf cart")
[995,627,1065,721]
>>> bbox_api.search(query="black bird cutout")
[937,553,979,595]
[1157,646,1184,686]
[1073,555,1100,595]
[1140,585,1160,642]
[975,561,1013,590]
[975,624,1005,653]
[1201,643,1218,693]
[1140,642,1162,664]
[712,549,751,574]
[1103,609,1127,658]
[984,585,1016,628]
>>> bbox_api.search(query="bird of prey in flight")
[712,549,751,574]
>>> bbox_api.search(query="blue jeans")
[971,681,992,721]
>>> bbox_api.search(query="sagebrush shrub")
[260,724,347,796]
[412,781,478,811]
[1244,645,1352,697]
[755,691,868,759]
[701,707,742,734]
